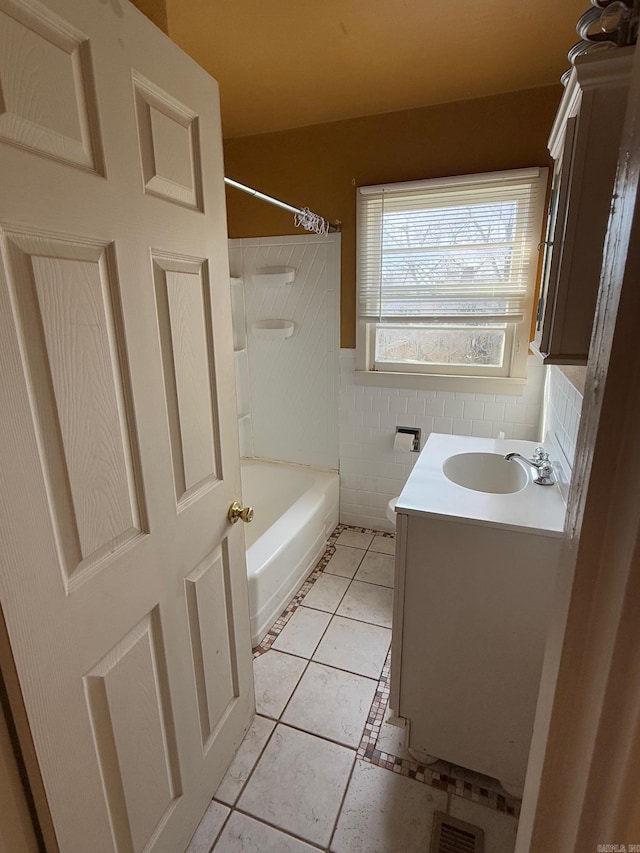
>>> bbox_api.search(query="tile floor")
[187,525,519,853]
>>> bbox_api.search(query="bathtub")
[241,458,339,646]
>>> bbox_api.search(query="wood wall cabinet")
[531,48,633,364]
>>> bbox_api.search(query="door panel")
[185,544,239,750]
[153,253,221,503]
[3,232,147,586]
[0,1,254,851]
[85,609,181,853]
[0,0,104,172]
[133,71,203,211]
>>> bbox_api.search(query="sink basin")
[442,452,529,494]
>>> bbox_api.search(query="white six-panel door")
[0,1,254,850]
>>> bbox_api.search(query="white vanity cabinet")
[531,48,633,364]
[390,434,565,796]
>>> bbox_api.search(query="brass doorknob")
[228,501,254,524]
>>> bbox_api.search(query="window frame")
[355,167,548,391]
[369,322,515,377]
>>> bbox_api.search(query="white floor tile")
[369,534,395,555]
[313,615,391,679]
[324,545,366,579]
[336,530,374,549]
[213,812,317,852]
[375,719,411,761]
[215,716,275,806]
[302,573,350,613]
[337,580,393,628]
[253,651,307,719]
[187,800,229,853]
[282,662,377,748]
[272,607,332,658]
[238,724,355,847]
[331,759,447,853]
[449,796,518,853]
[354,552,394,588]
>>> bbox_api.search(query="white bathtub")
[241,459,339,646]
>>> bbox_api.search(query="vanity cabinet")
[390,434,565,796]
[531,48,633,364]
[392,512,559,796]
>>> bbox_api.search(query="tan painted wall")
[224,86,560,347]
[163,0,583,138]
[130,0,168,34]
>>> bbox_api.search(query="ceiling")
[165,0,588,138]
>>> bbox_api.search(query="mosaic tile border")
[252,524,392,658]
[356,649,519,818]
[252,524,520,818]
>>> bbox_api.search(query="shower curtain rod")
[224,177,341,235]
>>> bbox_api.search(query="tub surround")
[229,234,340,470]
[229,235,341,644]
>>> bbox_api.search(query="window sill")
[354,370,527,396]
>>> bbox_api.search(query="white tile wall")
[543,366,585,473]
[229,234,340,470]
[339,350,546,531]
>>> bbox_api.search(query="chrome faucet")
[504,447,555,486]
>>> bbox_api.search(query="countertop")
[396,433,567,537]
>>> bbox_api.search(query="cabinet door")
[531,54,632,365]
[532,116,577,360]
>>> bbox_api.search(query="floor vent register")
[429,811,485,853]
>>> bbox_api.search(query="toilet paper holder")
[395,426,421,453]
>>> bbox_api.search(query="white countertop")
[396,433,567,537]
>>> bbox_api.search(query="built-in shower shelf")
[230,275,243,285]
[251,320,295,339]
[234,347,247,354]
[237,413,251,421]
[252,266,296,287]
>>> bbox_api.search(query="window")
[356,168,547,387]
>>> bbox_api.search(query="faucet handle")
[535,462,555,486]
[532,446,548,462]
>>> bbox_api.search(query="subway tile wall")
[339,350,546,531]
[543,366,585,473]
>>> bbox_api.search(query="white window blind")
[357,168,546,325]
